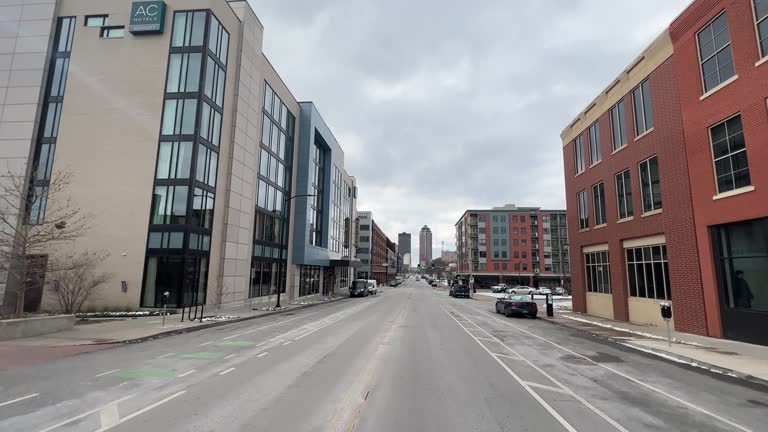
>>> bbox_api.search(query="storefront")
[713,217,768,346]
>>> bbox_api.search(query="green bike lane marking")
[177,352,227,360]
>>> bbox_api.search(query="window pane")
[171,186,188,224]
[172,13,187,47]
[633,86,645,134]
[264,85,273,114]
[191,11,206,46]
[642,80,653,130]
[181,99,197,135]
[156,143,172,179]
[262,115,271,145]
[650,158,662,210]
[258,180,267,208]
[152,186,169,224]
[162,100,177,135]
[186,53,202,92]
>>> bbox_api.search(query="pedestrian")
[733,270,754,309]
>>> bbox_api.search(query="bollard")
[162,291,169,328]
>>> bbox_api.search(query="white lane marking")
[155,353,175,359]
[294,317,344,340]
[467,304,753,432]
[255,342,266,347]
[494,353,523,360]
[99,404,120,429]
[0,393,39,407]
[197,341,214,347]
[476,337,496,342]
[282,341,292,346]
[99,391,186,431]
[524,381,572,395]
[219,368,235,376]
[37,394,135,432]
[94,369,120,378]
[447,305,629,432]
[439,305,577,432]
[221,301,351,340]
[224,353,237,360]
[257,352,269,358]
[178,370,197,378]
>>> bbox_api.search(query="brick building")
[455,205,570,288]
[561,0,768,345]
[371,220,389,285]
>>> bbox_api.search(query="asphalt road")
[1,278,766,431]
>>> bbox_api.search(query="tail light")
[509,302,518,307]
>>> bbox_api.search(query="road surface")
[1,278,766,431]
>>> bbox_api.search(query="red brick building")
[562,0,768,345]
[371,220,389,285]
[455,205,570,288]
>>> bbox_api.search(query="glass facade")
[141,11,229,308]
[28,17,76,225]
[251,82,295,297]
[309,135,326,247]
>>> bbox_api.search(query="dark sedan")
[495,294,538,318]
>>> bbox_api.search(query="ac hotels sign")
[129,0,167,34]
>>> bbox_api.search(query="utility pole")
[274,193,316,309]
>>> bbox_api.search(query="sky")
[249,0,691,260]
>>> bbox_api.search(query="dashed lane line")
[224,353,237,360]
[94,369,120,378]
[282,341,292,346]
[178,370,196,378]
[155,353,175,359]
[96,391,186,431]
[219,368,235,376]
[36,394,135,432]
[220,301,353,341]
[0,393,39,408]
[257,352,269,358]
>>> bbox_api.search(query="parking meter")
[660,302,672,346]
[546,293,554,317]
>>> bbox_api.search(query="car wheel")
[495,305,499,313]
[530,313,537,319]
[504,307,513,317]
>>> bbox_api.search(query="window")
[479,227,486,234]
[523,264,528,271]
[520,216,526,223]
[521,227,527,235]
[501,251,507,259]
[632,79,654,135]
[715,217,768,311]
[493,251,499,259]
[585,251,611,294]
[100,26,124,38]
[492,215,498,222]
[196,144,218,187]
[513,227,518,235]
[639,156,662,213]
[85,15,108,27]
[151,185,188,224]
[479,215,486,222]
[500,226,506,234]
[204,57,226,106]
[501,239,507,246]
[513,239,519,247]
[592,182,606,226]
[512,215,518,223]
[309,141,325,246]
[172,11,206,47]
[167,53,202,93]
[502,263,508,271]
[574,135,585,174]
[610,100,628,150]
[514,251,519,258]
[615,170,633,220]
[156,141,192,179]
[494,263,499,271]
[710,115,750,193]
[208,15,229,65]
[756,0,768,58]
[577,191,589,230]
[699,13,735,93]
[479,251,486,258]
[588,121,601,164]
[522,251,527,259]
[360,236,370,242]
[522,239,527,247]
[161,99,197,135]
[626,244,670,300]
[199,102,222,145]
[192,188,214,229]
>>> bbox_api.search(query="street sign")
[469,276,474,283]
[534,267,540,274]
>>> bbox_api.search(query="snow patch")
[562,315,707,346]
[621,343,739,378]
[201,315,239,322]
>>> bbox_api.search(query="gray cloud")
[248,0,690,258]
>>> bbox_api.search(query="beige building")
[0,0,357,314]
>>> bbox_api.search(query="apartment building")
[0,0,358,315]
[355,211,372,279]
[561,0,768,345]
[455,205,570,288]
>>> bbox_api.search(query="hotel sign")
[129,1,166,34]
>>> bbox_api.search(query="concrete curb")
[101,297,350,345]
[539,315,768,389]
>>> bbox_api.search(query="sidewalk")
[539,305,768,386]
[0,294,346,370]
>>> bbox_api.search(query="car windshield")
[352,281,367,289]
[507,295,530,301]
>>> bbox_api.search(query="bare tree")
[0,169,91,318]
[45,251,111,314]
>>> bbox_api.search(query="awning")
[330,258,364,268]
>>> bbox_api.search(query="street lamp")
[273,193,315,309]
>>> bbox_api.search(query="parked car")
[552,287,564,295]
[491,284,509,293]
[350,279,369,297]
[538,287,552,295]
[388,280,399,287]
[495,294,538,318]
[367,280,378,295]
[506,285,535,295]
[450,284,470,298]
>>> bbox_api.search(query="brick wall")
[670,0,768,337]
[563,57,706,333]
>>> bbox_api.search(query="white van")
[366,279,378,295]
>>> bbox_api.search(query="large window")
[710,115,750,193]
[698,13,735,93]
[615,169,633,220]
[639,156,662,213]
[161,99,197,135]
[309,139,325,247]
[171,11,206,47]
[166,53,202,93]
[585,251,610,294]
[588,121,601,165]
[632,79,654,136]
[151,185,188,225]
[574,135,585,174]
[577,190,589,230]
[592,182,606,226]
[156,141,192,179]
[716,218,768,311]
[610,100,627,151]
[626,244,670,300]
[755,0,768,58]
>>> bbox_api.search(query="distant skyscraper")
[398,232,411,256]
[419,226,432,266]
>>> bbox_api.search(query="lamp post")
[273,193,316,309]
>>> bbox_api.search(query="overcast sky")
[250,0,691,259]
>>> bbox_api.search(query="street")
[1,279,766,432]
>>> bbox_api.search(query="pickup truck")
[449,284,471,298]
